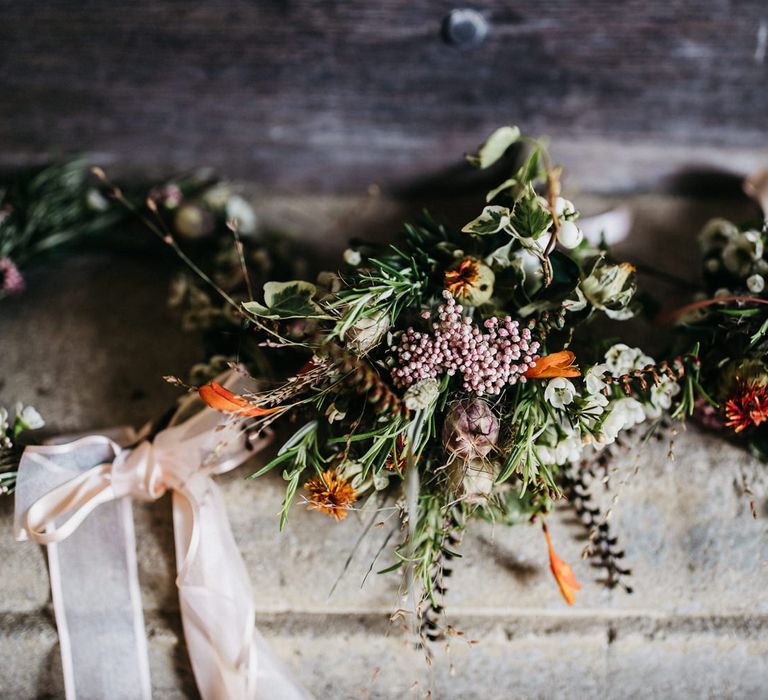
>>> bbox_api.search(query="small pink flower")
[0,257,24,295]
[393,292,540,396]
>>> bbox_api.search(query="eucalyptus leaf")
[467,126,521,169]
[461,205,512,236]
[243,280,327,319]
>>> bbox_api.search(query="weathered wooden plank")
[1,1,766,191]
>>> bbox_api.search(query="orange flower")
[445,258,482,297]
[444,256,495,306]
[524,350,580,379]
[543,523,581,605]
[198,381,282,417]
[305,469,357,521]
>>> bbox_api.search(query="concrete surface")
[1,192,767,699]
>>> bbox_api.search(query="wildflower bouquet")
[668,187,768,459]
[179,128,686,629]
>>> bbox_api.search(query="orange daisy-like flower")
[724,381,768,433]
[444,256,495,306]
[198,381,282,417]
[305,469,357,521]
[445,257,482,297]
[543,523,581,606]
[524,350,581,379]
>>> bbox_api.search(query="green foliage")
[244,280,328,320]
[461,205,511,236]
[466,126,521,169]
[0,160,127,267]
[0,404,45,496]
[509,196,552,240]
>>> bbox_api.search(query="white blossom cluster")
[534,344,679,467]
[699,218,767,294]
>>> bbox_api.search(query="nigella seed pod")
[442,399,499,460]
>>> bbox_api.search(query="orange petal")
[543,523,581,605]
[198,381,282,417]
[525,350,581,379]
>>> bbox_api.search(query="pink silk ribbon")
[14,372,311,700]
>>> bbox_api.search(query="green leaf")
[486,177,519,202]
[243,280,328,319]
[461,205,512,236]
[509,197,552,239]
[467,126,521,169]
[516,147,544,185]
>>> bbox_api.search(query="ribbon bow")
[14,372,310,700]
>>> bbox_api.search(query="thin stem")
[657,296,768,324]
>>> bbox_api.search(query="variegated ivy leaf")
[243,280,328,320]
[462,205,512,236]
[485,177,518,203]
[508,196,552,239]
[484,239,515,268]
[467,126,521,169]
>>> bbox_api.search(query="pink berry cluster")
[393,291,540,396]
[0,257,24,295]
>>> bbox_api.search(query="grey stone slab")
[2,193,768,699]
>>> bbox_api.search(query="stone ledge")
[2,612,767,699]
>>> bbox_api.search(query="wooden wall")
[1,1,767,192]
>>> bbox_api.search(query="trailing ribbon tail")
[13,371,312,700]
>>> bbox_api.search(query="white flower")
[404,378,440,410]
[554,434,584,465]
[535,428,584,467]
[535,443,555,465]
[646,378,681,419]
[722,230,763,277]
[0,407,8,435]
[566,260,636,320]
[343,248,362,266]
[599,397,645,444]
[582,392,608,414]
[604,344,653,376]
[226,195,258,235]
[544,377,577,408]
[747,274,765,294]
[585,363,609,394]
[15,403,44,430]
[699,218,739,252]
[345,310,390,353]
[558,220,583,249]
